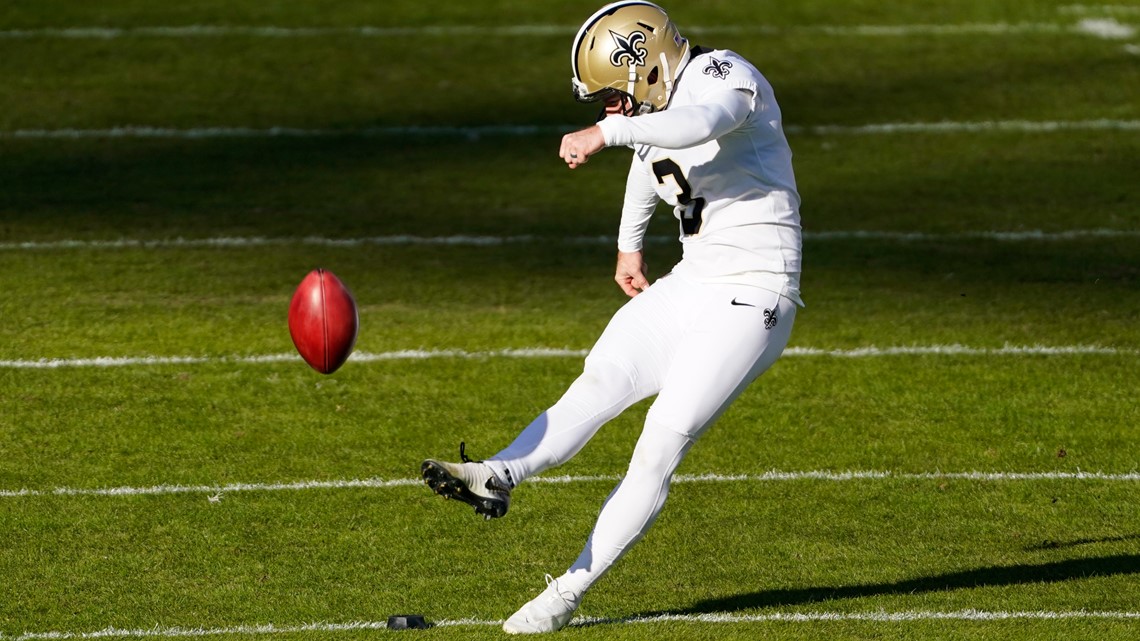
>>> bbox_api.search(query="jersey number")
[652,159,705,236]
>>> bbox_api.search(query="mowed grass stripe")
[3,119,1138,139]
[0,344,1135,369]
[3,228,1140,251]
[1,20,1135,39]
[5,470,1140,499]
[7,610,1140,640]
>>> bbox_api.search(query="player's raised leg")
[422,280,686,518]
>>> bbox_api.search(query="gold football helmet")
[571,1,690,115]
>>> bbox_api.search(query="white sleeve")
[616,157,660,253]
[597,88,752,150]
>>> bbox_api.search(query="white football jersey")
[598,47,803,304]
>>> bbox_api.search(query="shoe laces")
[459,441,477,463]
[543,574,577,605]
[459,442,512,493]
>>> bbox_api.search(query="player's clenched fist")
[559,125,606,169]
[614,250,649,297]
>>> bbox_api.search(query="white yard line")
[0,349,586,370]
[2,228,1139,253]
[4,470,1138,499]
[0,124,567,139]
[618,609,1140,623]
[0,344,1135,371]
[783,345,1135,357]
[5,609,1140,640]
[1074,17,1138,37]
[2,119,1138,140]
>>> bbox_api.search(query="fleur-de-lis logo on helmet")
[609,30,649,67]
[703,57,733,79]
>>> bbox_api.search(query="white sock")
[482,460,515,489]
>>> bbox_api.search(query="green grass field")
[1,1,1138,639]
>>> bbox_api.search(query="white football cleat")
[421,442,511,520]
[502,575,581,634]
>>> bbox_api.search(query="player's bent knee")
[643,404,715,442]
[627,426,693,481]
[577,357,638,402]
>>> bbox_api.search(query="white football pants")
[489,273,797,597]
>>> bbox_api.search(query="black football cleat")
[422,443,511,519]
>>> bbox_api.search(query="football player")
[422,0,802,633]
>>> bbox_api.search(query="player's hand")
[559,125,605,169]
[615,250,649,297]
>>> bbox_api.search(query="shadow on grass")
[1025,534,1140,551]
[651,554,1140,616]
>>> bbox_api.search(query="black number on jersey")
[651,158,706,236]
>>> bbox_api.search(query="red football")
[288,268,359,374]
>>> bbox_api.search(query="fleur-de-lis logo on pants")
[703,57,733,79]
[763,306,778,330]
[609,30,648,67]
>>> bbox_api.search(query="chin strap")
[660,52,674,103]
[625,61,638,102]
